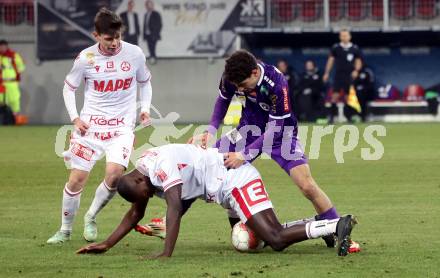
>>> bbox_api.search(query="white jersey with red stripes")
[135,144,266,201]
[135,144,226,201]
[136,144,273,223]
[64,41,151,132]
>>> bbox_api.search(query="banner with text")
[37,0,267,60]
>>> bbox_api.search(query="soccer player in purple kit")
[198,50,355,249]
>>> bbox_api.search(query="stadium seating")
[371,0,384,20]
[0,0,33,25]
[376,84,401,100]
[347,0,367,21]
[273,0,298,22]
[403,84,425,101]
[329,0,343,21]
[24,0,33,25]
[301,0,321,22]
[391,0,413,20]
[416,0,437,19]
[269,1,440,26]
[0,0,24,25]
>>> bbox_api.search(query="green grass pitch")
[0,124,439,277]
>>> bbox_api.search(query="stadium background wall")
[12,43,224,124]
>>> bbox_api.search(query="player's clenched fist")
[140,112,151,126]
[72,117,89,136]
[76,242,109,254]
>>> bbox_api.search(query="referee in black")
[323,29,363,123]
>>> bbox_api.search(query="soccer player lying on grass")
[77,144,357,258]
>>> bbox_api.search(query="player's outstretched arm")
[157,184,183,258]
[77,201,147,254]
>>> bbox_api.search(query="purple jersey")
[215,62,298,130]
[208,62,306,172]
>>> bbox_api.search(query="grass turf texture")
[0,124,439,278]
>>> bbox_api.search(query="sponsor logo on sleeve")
[263,76,275,87]
[282,87,289,112]
[86,52,95,65]
[270,95,277,114]
[155,169,168,182]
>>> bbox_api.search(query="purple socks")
[317,207,339,220]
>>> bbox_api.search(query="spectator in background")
[323,29,362,123]
[276,59,298,117]
[143,0,162,63]
[425,90,439,116]
[0,39,25,116]
[120,0,140,45]
[297,60,324,122]
[353,65,375,122]
[276,59,297,92]
[403,85,425,102]
[425,84,440,116]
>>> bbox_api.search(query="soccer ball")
[231,222,264,252]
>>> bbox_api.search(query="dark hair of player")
[0,39,8,45]
[117,176,139,203]
[94,7,123,36]
[224,50,258,85]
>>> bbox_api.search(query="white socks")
[60,184,82,234]
[305,219,339,239]
[85,181,117,220]
[59,181,116,234]
[283,216,315,228]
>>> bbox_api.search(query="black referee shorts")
[332,76,351,95]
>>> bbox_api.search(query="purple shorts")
[214,128,308,174]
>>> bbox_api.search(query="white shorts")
[64,130,134,172]
[222,164,273,223]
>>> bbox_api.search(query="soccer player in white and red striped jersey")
[76,144,357,257]
[47,8,152,244]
